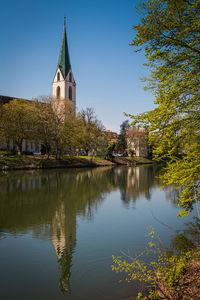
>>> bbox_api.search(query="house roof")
[0,95,14,106]
[57,22,71,79]
[0,95,33,107]
[126,128,147,137]
[0,95,28,106]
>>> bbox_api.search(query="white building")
[126,128,149,157]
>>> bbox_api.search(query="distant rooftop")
[0,95,31,106]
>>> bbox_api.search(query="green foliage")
[0,97,107,159]
[116,120,129,153]
[79,107,106,156]
[127,0,200,215]
[105,142,115,160]
[129,149,135,157]
[136,293,144,300]
[112,227,192,299]
[0,150,17,156]
[0,99,37,154]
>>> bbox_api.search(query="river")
[0,165,196,299]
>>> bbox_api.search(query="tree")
[104,142,115,160]
[34,97,84,159]
[62,113,84,156]
[33,98,57,157]
[128,0,200,216]
[80,108,105,156]
[116,120,129,153]
[0,99,37,154]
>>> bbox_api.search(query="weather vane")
[64,16,66,26]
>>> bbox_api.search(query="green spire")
[57,19,71,79]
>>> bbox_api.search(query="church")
[52,18,76,119]
[0,20,76,152]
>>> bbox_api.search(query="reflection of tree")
[0,168,116,295]
[164,185,181,207]
[0,165,170,295]
[170,217,200,255]
[113,165,160,206]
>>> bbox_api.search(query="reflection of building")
[126,128,149,157]
[52,202,76,294]
[114,166,157,203]
[0,166,170,297]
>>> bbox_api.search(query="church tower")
[52,19,76,119]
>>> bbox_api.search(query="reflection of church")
[0,165,169,297]
[52,202,76,294]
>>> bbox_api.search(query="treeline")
[0,98,110,158]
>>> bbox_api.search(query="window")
[57,72,60,81]
[69,72,72,82]
[57,86,60,98]
[69,87,72,100]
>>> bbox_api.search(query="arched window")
[57,86,60,99]
[69,72,72,82]
[69,86,72,100]
[57,72,60,81]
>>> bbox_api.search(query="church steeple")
[52,19,76,119]
[57,18,71,79]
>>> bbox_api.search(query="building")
[126,127,149,157]
[105,130,119,144]
[52,18,76,120]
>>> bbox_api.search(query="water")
[0,165,195,300]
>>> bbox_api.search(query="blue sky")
[0,0,155,132]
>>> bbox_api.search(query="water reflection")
[170,217,200,254]
[117,166,158,205]
[0,165,176,296]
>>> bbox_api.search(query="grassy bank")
[124,156,154,164]
[149,248,200,300]
[0,155,153,171]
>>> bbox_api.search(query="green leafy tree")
[33,99,57,157]
[112,227,198,300]
[127,0,200,216]
[62,113,84,156]
[105,142,115,160]
[0,99,37,154]
[34,98,85,159]
[80,107,105,156]
[116,120,129,153]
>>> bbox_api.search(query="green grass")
[0,155,111,170]
[77,156,105,161]
[0,155,26,166]
[0,155,153,170]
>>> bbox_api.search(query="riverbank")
[152,249,200,300]
[0,155,154,171]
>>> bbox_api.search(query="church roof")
[57,22,71,79]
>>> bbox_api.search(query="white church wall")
[66,70,76,108]
[52,68,66,99]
